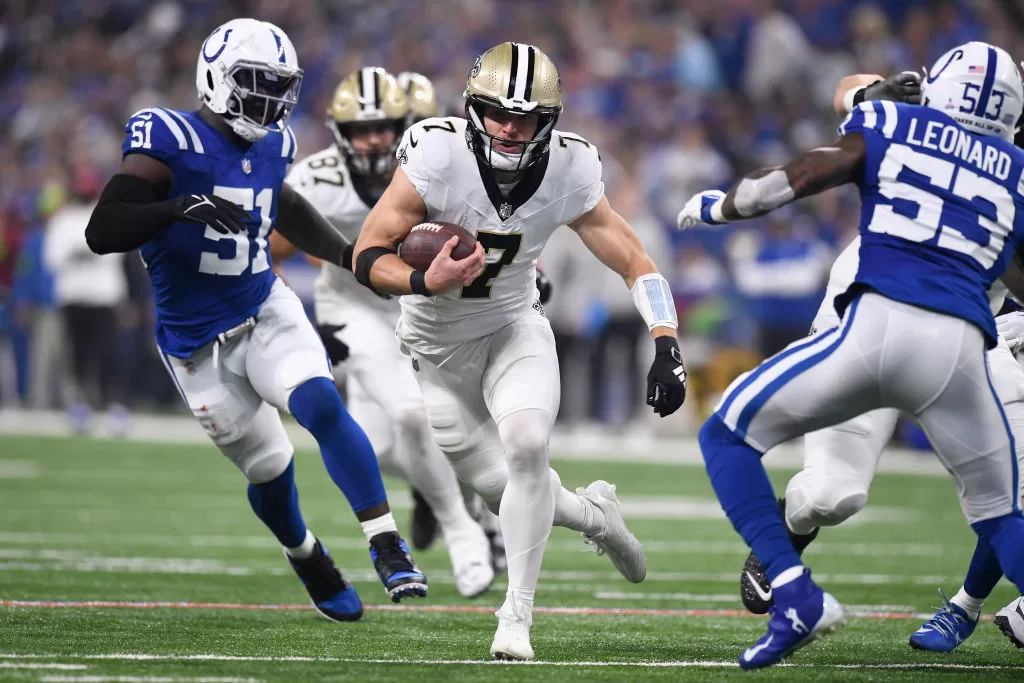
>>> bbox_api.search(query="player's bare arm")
[570,195,674,340]
[274,183,353,269]
[354,167,485,296]
[571,194,686,416]
[834,72,922,115]
[678,135,866,229]
[269,230,300,264]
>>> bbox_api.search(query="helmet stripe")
[269,29,286,64]
[523,46,536,102]
[507,43,520,100]
[975,46,999,120]
[360,67,377,111]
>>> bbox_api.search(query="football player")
[393,70,509,570]
[354,42,687,660]
[730,69,1024,654]
[269,67,494,599]
[678,41,1024,668]
[84,19,426,618]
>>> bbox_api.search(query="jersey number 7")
[461,232,523,298]
[198,186,273,276]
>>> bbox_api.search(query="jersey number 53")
[869,143,1015,269]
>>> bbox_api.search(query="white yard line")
[0,409,949,475]
[1,653,1020,672]
[0,663,88,670]
[0,532,959,558]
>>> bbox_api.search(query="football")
[398,221,478,272]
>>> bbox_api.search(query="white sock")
[552,484,606,536]
[505,587,536,615]
[361,512,398,542]
[770,565,805,589]
[284,529,316,559]
[950,586,984,621]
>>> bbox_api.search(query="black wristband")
[341,244,354,271]
[354,245,395,291]
[654,336,679,355]
[852,86,869,107]
[410,270,431,296]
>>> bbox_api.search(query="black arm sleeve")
[274,184,350,267]
[85,174,177,254]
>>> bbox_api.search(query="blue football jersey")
[835,100,1024,347]
[121,108,297,357]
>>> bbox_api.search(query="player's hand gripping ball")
[398,222,478,271]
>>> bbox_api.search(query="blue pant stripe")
[984,348,1020,514]
[734,297,861,439]
[719,326,839,419]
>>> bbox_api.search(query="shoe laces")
[372,535,411,567]
[925,589,968,639]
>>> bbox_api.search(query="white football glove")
[677,190,727,231]
[996,311,1024,354]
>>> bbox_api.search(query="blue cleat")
[370,531,428,602]
[739,569,846,670]
[909,590,977,652]
[286,538,363,622]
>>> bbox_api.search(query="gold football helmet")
[464,42,562,176]
[327,66,409,188]
[396,71,440,123]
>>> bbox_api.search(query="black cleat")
[740,498,819,614]
[286,539,363,622]
[410,488,440,551]
[370,531,428,602]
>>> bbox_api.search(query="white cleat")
[995,597,1024,648]
[578,480,647,583]
[446,525,495,599]
[490,595,534,660]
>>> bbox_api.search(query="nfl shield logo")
[242,158,252,174]
[499,202,513,219]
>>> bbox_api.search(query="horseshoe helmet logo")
[202,28,233,64]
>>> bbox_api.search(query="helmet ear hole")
[206,70,215,91]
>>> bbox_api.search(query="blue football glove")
[677,190,727,230]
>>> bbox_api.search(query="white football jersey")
[815,235,1007,330]
[286,146,397,313]
[395,116,604,347]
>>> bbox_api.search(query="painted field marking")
[1,653,1021,672]
[0,662,88,670]
[0,600,939,621]
[0,532,956,557]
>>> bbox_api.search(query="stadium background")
[1,0,1022,440]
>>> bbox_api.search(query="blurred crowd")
[2,0,1021,434]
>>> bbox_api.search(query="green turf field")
[1,433,1022,681]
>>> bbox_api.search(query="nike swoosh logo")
[408,133,418,148]
[743,634,773,662]
[745,571,772,602]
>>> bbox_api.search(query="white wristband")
[631,273,678,330]
[841,86,863,115]
[710,198,727,224]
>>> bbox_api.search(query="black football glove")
[170,193,250,234]
[316,323,350,366]
[862,71,921,106]
[646,336,686,417]
[536,267,553,304]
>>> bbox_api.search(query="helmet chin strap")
[230,117,271,142]
[484,138,530,171]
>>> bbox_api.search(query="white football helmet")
[922,41,1023,141]
[195,18,303,142]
